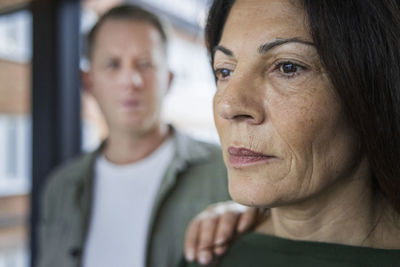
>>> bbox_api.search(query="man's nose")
[214,73,265,125]
[119,69,144,89]
[130,71,143,88]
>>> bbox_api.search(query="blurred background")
[0,0,217,266]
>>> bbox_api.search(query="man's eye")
[107,60,119,69]
[137,61,152,71]
[214,68,233,81]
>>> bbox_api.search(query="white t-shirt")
[82,138,175,267]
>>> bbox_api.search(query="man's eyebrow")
[258,38,315,54]
[213,45,234,57]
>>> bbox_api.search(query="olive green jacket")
[37,129,230,267]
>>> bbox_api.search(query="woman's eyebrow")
[213,38,314,58]
[258,38,315,54]
[213,45,234,57]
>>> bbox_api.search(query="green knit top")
[178,232,400,267]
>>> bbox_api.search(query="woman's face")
[213,0,364,207]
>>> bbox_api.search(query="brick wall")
[0,0,30,10]
[0,195,28,250]
[0,59,31,114]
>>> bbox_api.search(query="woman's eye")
[276,61,305,78]
[214,68,233,81]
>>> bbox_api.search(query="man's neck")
[103,124,170,165]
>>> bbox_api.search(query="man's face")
[84,19,172,136]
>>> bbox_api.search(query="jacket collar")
[169,126,211,170]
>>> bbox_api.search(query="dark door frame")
[31,0,81,266]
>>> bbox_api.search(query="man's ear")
[166,71,174,94]
[81,70,93,95]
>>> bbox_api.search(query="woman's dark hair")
[87,4,168,60]
[205,0,400,213]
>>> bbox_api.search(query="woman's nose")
[214,76,265,125]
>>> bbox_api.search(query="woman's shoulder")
[177,232,400,267]
[217,232,400,267]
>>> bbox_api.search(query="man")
[37,4,230,267]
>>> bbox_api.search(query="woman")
[180,0,400,265]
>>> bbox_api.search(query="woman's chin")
[228,183,279,208]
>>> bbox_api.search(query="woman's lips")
[227,146,275,168]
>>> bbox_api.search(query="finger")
[198,250,213,266]
[198,216,218,250]
[184,219,200,262]
[256,208,270,222]
[237,207,258,233]
[214,244,228,256]
[197,217,218,265]
[214,211,239,245]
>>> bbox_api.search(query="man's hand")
[184,201,269,265]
